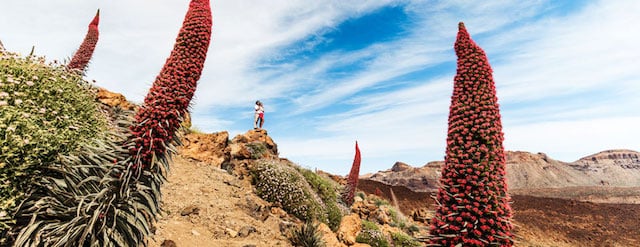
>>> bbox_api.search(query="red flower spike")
[67,9,100,71]
[129,0,212,169]
[342,141,361,206]
[429,22,514,246]
[374,187,383,197]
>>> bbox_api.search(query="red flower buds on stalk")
[67,9,100,71]
[429,22,514,246]
[343,141,361,206]
[129,0,212,169]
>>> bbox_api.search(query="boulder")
[231,129,278,156]
[238,226,257,237]
[179,132,230,167]
[228,143,251,159]
[96,87,137,110]
[317,223,347,247]
[337,214,361,245]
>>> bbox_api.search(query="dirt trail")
[147,155,292,247]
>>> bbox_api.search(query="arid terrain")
[359,179,640,247]
[147,155,292,247]
[144,129,640,247]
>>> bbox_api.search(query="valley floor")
[359,179,640,247]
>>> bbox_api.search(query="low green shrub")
[0,52,107,233]
[356,220,389,247]
[373,197,391,207]
[299,168,344,231]
[387,208,407,229]
[406,224,420,235]
[356,191,366,200]
[289,221,326,247]
[325,203,343,232]
[390,231,421,247]
[251,160,322,221]
[246,142,267,159]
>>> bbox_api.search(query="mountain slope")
[368,150,640,193]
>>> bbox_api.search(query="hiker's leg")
[254,114,258,128]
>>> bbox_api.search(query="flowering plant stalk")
[67,10,100,72]
[342,141,361,206]
[129,0,211,171]
[429,22,514,246]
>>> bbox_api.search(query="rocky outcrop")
[318,223,347,247]
[179,131,230,167]
[177,129,281,181]
[96,87,137,111]
[337,214,361,245]
[575,149,640,167]
[368,150,640,192]
[390,162,411,172]
[368,162,440,192]
[230,129,278,157]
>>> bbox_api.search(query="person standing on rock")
[254,100,264,129]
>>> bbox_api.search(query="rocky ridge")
[368,150,640,193]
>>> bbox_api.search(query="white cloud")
[493,0,640,104]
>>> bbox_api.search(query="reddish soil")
[512,194,640,247]
[359,179,640,247]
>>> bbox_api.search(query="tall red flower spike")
[343,141,361,206]
[130,0,212,169]
[429,22,514,246]
[67,9,100,71]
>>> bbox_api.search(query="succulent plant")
[342,141,361,206]
[3,0,212,246]
[67,10,100,72]
[429,22,514,246]
[289,221,326,247]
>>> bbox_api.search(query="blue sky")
[1,0,639,175]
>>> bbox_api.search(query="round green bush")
[0,52,107,202]
[390,231,421,247]
[356,220,390,247]
[0,51,107,232]
[251,160,323,221]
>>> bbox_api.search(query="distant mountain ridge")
[366,149,640,192]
